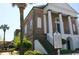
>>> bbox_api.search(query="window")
[55,17,61,33]
[25,24,27,34]
[30,20,33,29]
[37,17,42,28]
[57,23,61,33]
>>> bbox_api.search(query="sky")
[0,3,79,41]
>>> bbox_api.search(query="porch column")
[75,17,79,34]
[59,13,64,34]
[68,16,73,34]
[43,14,47,34]
[48,10,53,34]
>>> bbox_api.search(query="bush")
[9,43,15,48]
[24,50,42,55]
[8,48,15,51]
[23,38,32,50]
[60,49,73,54]
[13,36,32,54]
[13,36,20,49]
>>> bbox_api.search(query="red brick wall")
[63,16,70,34]
[34,8,45,40]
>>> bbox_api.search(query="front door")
[67,39,71,50]
[67,37,72,50]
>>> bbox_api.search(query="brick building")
[23,3,79,54]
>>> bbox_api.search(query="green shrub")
[13,36,20,49]
[24,50,42,55]
[8,48,15,51]
[13,36,32,54]
[23,38,32,50]
[60,49,73,54]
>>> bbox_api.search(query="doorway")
[67,37,72,50]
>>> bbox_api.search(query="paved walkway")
[0,52,12,55]
[0,52,79,55]
[71,53,79,55]
[61,53,79,55]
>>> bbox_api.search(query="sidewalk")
[0,52,12,55]
[71,53,79,55]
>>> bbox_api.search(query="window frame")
[37,17,42,28]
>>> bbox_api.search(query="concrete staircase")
[38,34,57,55]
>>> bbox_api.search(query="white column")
[48,10,53,34]
[75,17,79,34]
[59,13,64,34]
[68,16,73,34]
[43,14,47,34]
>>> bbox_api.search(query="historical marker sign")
[54,32,62,49]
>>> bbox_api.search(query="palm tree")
[0,24,9,50]
[12,3,26,55]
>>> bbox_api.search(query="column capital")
[47,9,52,11]
[68,15,71,19]
[67,15,71,17]
[58,12,62,14]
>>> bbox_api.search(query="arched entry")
[67,37,73,50]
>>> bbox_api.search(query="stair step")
[38,38,57,55]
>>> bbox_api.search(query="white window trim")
[30,19,33,29]
[25,24,27,34]
[55,17,61,32]
[37,17,42,28]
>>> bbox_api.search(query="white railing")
[47,33,54,46]
[34,40,48,54]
